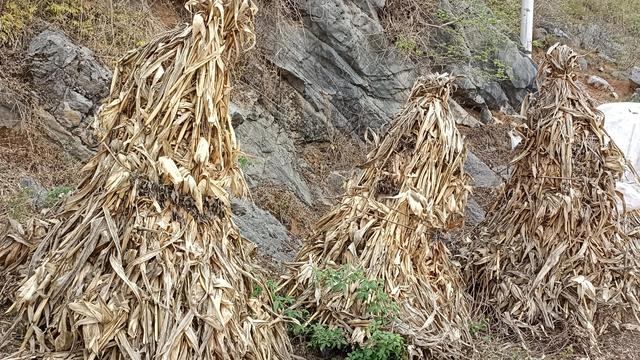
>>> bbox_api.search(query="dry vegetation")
[491,0,640,66]
[1,0,181,63]
[468,44,640,353]
[282,75,473,359]
[2,1,293,358]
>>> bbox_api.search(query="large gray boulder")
[27,29,112,158]
[450,99,482,127]
[577,24,622,61]
[449,45,535,113]
[0,85,23,130]
[233,100,313,205]
[231,198,297,262]
[267,0,416,139]
[587,75,615,92]
[465,198,486,226]
[464,152,502,188]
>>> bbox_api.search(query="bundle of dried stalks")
[0,219,50,273]
[2,1,292,359]
[284,74,472,358]
[467,44,640,348]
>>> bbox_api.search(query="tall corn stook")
[3,0,292,359]
[468,44,640,349]
[285,74,473,358]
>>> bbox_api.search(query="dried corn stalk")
[467,44,640,348]
[0,219,41,273]
[284,74,472,358]
[3,1,292,359]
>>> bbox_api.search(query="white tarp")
[508,102,640,212]
[598,103,640,175]
[598,102,640,213]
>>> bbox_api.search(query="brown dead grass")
[459,121,513,170]
[45,0,181,65]
[300,135,367,181]
[0,127,81,220]
[252,183,318,239]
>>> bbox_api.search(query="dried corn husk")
[0,219,50,273]
[284,74,472,358]
[467,44,640,349]
[2,1,291,359]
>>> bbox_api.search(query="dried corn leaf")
[467,44,640,351]
[285,74,472,358]
[3,1,291,359]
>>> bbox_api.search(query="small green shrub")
[251,283,264,298]
[346,327,406,360]
[309,324,348,353]
[493,59,509,80]
[435,8,450,22]
[394,36,423,56]
[315,265,400,320]
[485,0,520,34]
[632,15,640,36]
[46,0,81,21]
[267,266,406,359]
[45,186,73,207]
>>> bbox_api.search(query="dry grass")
[283,74,473,358]
[536,0,640,67]
[1,0,180,65]
[1,1,293,358]
[253,184,318,238]
[467,44,640,354]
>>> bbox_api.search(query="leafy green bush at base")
[259,265,408,359]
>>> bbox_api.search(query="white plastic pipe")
[520,0,534,58]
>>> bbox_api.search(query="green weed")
[469,317,489,337]
[45,186,73,207]
[309,324,348,353]
[238,156,250,169]
[395,36,423,56]
[7,187,32,222]
[346,326,406,360]
[46,0,81,21]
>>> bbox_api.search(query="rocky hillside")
[1,0,640,357]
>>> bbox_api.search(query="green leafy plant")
[314,265,399,321]
[493,59,509,80]
[309,324,348,353]
[435,8,450,22]
[394,36,423,56]
[45,186,73,207]
[251,283,263,298]
[267,266,406,358]
[238,156,250,168]
[355,278,399,318]
[346,327,406,360]
[469,317,489,337]
[46,0,82,21]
